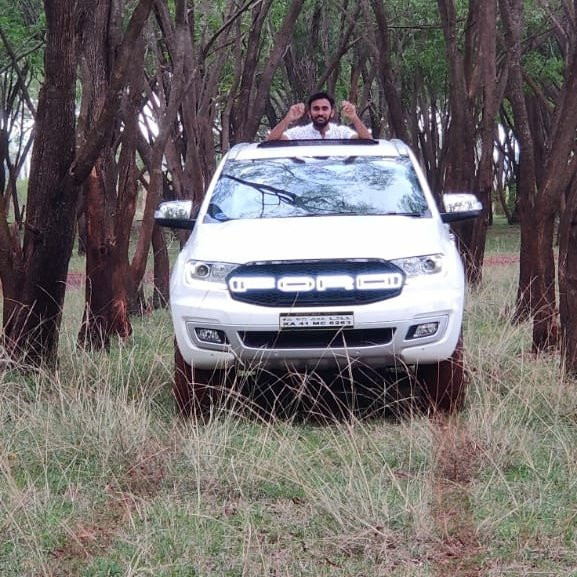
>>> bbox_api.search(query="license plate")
[279,312,354,329]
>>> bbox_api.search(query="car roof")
[227,138,411,161]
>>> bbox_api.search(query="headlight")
[390,254,443,277]
[184,260,239,284]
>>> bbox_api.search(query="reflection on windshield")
[204,156,429,222]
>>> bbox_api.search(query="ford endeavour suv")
[155,139,482,415]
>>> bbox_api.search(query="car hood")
[184,215,449,263]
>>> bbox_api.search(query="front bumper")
[170,278,464,371]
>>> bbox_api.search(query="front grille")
[239,328,395,349]
[227,259,404,307]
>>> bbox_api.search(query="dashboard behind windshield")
[205,156,429,222]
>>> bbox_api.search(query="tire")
[416,337,465,413]
[173,344,226,417]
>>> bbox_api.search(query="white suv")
[155,139,481,415]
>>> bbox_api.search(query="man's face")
[309,98,334,129]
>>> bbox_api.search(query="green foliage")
[0,0,45,77]
[523,50,564,92]
[394,13,448,100]
[519,0,565,93]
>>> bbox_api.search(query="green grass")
[2,222,577,576]
[485,216,521,253]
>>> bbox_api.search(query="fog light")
[422,258,439,273]
[194,263,211,278]
[406,322,439,340]
[195,328,227,344]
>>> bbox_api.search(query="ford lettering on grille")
[226,260,406,307]
[229,273,402,293]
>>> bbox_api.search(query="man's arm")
[266,103,306,141]
[341,100,372,139]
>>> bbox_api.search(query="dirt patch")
[484,253,519,266]
[49,442,168,575]
[430,416,485,577]
[65,272,155,288]
[119,441,168,497]
[49,489,135,575]
[65,273,85,288]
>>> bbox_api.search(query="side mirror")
[440,193,483,223]
[154,200,196,230]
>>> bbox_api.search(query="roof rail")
[258,138,379,148]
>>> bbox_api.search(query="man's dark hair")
[307,91,335,109]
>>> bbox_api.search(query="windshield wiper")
[222,174,297,205]
[298,210,358,217]
[382,211,425,217]
[298,210,426,218]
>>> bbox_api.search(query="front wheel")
[174,345,227,417]
[416,337,465,413]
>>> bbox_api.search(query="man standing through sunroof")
[266,92,372,140]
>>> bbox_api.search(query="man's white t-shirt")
[284,123,357,140]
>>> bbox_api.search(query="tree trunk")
[559,170,577,375]
[499,0,540,322]
[230,0,305,143]
[437,0,488,284]
[3,1,79,366]
[77,0,135,349]
[540,27,577,352]
[129,0,189,306]
[531,214,558,350]
[500,0,577,351]
[2,0,153,364]
[78,152,136,347]
[152,225,170,309]
[366,0,411,143]
[466,0,501,286]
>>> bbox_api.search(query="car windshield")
[204,155,430,222]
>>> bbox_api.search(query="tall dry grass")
[2,235,577,576]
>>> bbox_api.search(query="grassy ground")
[2,223,577,576]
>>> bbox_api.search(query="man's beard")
[312,116,330,130]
